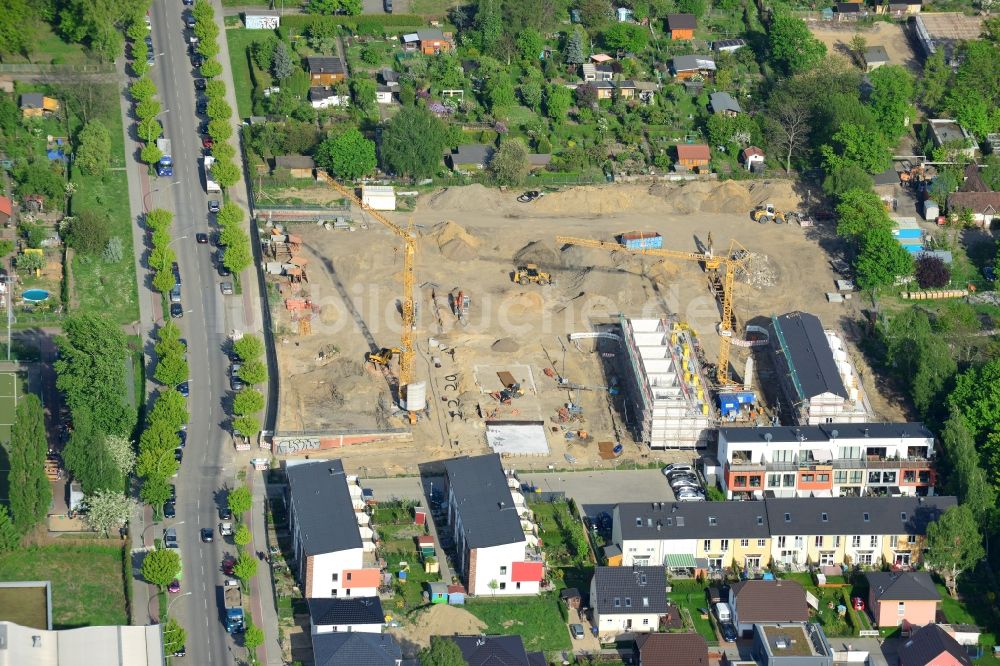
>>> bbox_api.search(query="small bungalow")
[875,0,922,14]
[709,91,742,116]
[446,584,465,605]
[676,144,711,170]
[560,587,582,611]
[590,53,614,64]
[527,154,552,171]
[836,2,866,19]
[428,582,449,604]
[667,13,697,40]
[449,144,495,172]
[635,633,710,666]
[616,80,637,100]
[865,45,889,72]
[403,29,453,54]
[309,87,348,109]
[306,57,346,86]
[866,572,940,628]
[0,196,12,226]
[361,185,396,211]
[581,63,614,82]
[594,80,616,100]
[741,146,765,171]
[712,38,747,52]
[929,119,976,158]
[671,55,716,80]
[20,93,59,118]
[634,81,658,104]
[274,155,315,179]
[603,544,622,566]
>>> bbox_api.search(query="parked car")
[219,506,232,520]
[196,233,209,244]
[569,624,584,640]
[171,646,186,658]
[852,597,865,611]
[184,14,196,28]
[174,448,183,465]
[177,381,190,397]
[220,281,234,295]
[208,200,221,213]
[384,0,393,11]
[192,54,204,68]
[201,528,214,543]
[721,622,738,642]
[170,303,184,318]
[663,463,694,476]
[194,78,206,91]
[164,501,176,519]
[676,490,706,502]
[517,190,542,203]
[169,484,177,501]
[177,430,187,448]
[230,375,244,392]
[222,557,235,575]
[164,527,178,548]
[168,579,181,593]
[202,136,214,150]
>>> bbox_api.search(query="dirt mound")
[389,604,486,651]
[533,184,659,215]
[658,180,753,215]
[430,220,481,262]
[746,180,800,212]
[491,337,520,353]
[514,240,559,268]
[425,184,505,212]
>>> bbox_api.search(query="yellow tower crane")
[327,180,417,391]
[555,235,751,387]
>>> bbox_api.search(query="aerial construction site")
[262,179,900,474]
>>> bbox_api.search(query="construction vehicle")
[555,235,751,387]
[222,579,244,633]
[450,290,470,320]
[366,347,401,367]
[751,203,785,224]
[513,264,553,286]
[324,180,418,412]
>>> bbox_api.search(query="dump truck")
[156,138,173,177]
[203,155,221,194]
[223,579,244,633]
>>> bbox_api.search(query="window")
[499,582,506,590]
[783,474,796,487]
[834,471,848,484]
[890,536,899,548]
[918,471,931,483]
[614,598,621,607]
[624,598,632,608]
[900,512,908,522]
[851,535,861,548]
[758,539,767,547]
[636,518,642,527]
[903,471,916,483]
[777,536,787,548]
[863,513,870,522]
[835,536,842,547]
[709,517,718,526]
[784,513,791,523]
[818,474,830,482]
[642,597,649,607]
[740,539,749,548]
[345,589,351,597]
[720,539,730,552]
[676,517,685,527]
[757,516,765,526]
[768,473,782,487]
[703,539,712,551]
[773,449,794,462]
[815,536,824,548]
[858,553,873,565]
[332,589,338,596]
[801,474,814,482]
[794,536,804,548]
[820,552,835,566]
[734,476,747,487]
[346,572,352,581]
[908,534,917,544]
[898,602,905,616]
[850,471,863,484]
[332,573,339,582]
[869,471,881,484]
[746,556,761,569]
[500,566,507,575]
[749,476,762,488]
[870,535,878,548]
[516,582,521,590]
[882,471,897,484]
[839,446,861,460]
[821,512,829,522]
[642,618,649,625]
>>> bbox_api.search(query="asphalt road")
[147,2,237,663]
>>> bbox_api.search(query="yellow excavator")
[513,263,553,285]
[366,347,401,367]
[751,203,786,224]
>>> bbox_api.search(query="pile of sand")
[491,337,520,353]
[389,604,486,652]
[656,180,753,215]
[425,184,505,212]
[533,184,660,216]
[746,180,800,212]
[430,220,481,262]
[513,240,559,268]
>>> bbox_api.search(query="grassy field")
[465,593,571,652]
[0,584,49,629]
[669,579,717,643]
[3,24,92,65]
[68,84,138,324]
[374,502,441,610]
[0,545,127,628]
[225,28,270,119]
[408,0,459,14]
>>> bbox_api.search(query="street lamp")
[143,180,181,213]
[166,591,192,615]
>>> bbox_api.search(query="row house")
[718,422,936,499]
[613,495,955,573]
[287,460,381,599]
[443,454,544,596]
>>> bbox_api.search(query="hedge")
[279,14,429,31]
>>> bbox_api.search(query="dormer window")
[821,513,828,522]
[784,513,791,523]
[709,517,718,526]
[863,512,870,522]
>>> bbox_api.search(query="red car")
[222,557,235,576]
[202,135,214,149]
[168,579,181,594]
[852,597,865,611]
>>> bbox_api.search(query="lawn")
[225,28,272,119]
[67,84,138,324]
[409,0,459,14]
[0,545,128,628]
[375,502,442,611]
[4,23,92,66]
[669,579,716,644]
[465,593,571,652]
[0,584,48,629]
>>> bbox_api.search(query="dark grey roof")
[770,312,848,400]
[899,624,972,666]
[719,422,933,444]
[308,596,385,627]
[287,460,362,556]
[379,68,399,83]
[731,580,809,623]
[710,91,742,114]
[616,501,771,541]
[444,454,525,549]
[20,93,44,109]
[309,87,335,101]
[450,144,496,168]
[448,635,535,666]
[417,28,446,41]
[672,54,716,71]
[713,38,747,50]
[312,632,401,666]
[591,566,668,615]
[837,2,862,10]
[275,155,316,170]
[867,572,940,602]
[865,45,889,63]
[764,496,957,536]
[668,13,697,29]
[306,56,346,74]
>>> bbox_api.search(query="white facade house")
[309,87,349,109]
[619,316,713,449]
[444,454,544,597]
[718,423,936,499]
[308,597,385,634]
[287,461,381,599]
[590,566,668,638]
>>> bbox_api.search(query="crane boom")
[328,180,416,388]
[556,235,749,387]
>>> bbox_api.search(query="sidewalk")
[246,468,282,666]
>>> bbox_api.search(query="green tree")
[208,118,233,143]
[13,162,65,201]
[162,618,186,657]
[867,65,914,141]
[940,415,996,520]
[925,505,984,597]
[380,106,448,179]
[516,28,544,62]
[0,505,20,552]
[315,129,376,180]
[519,81,542,112]
[488,139,529,186]
[65,210,111,255]
[197,38,219,59]
[234,523,251,547]
[233,550,258,582]
[103,434,136,476]
[823,122,890,174]
[563,27,587,65]
[142,548,181,588]
[271,41,294,80]
[149,388,188,432]
[135,98,161,122]
[146,208,173,232]
[420,636,466,666]
[243,623,264,654]
[8,394,51,534]
[233,388,264,416]
[64,413,124,494]
[84,489,136,536]
[16,252,43,273]
[768,14,826,74]
[307,0,362,14]
[233,335,265,361]
[55,314,134,437]
[232,414,261,439]
[130,76,157,103]
[155,352,189,389]
[237,359,268,385]
[603,23,648,53]
[155,322,185,359]
[140,475,172,508]
[200,58,223,79]
[544,84,572,121]
[136,445,179,481]
[0,0,36,61]
[137,117,163,143]
[835,188,893,242]
[919,50,951,113]
[227,484,252,516]
[854,227,913,299]
[222,233,253,274]
[948,358,1000,438]
[351,78,377,114]
[152,267,176,294]
[578,0,612,27]
[205,79,226,100]
[206,97,232,121]
[486,76,516,114]
[211,158,241,189]
[75,120,112,177]
[217,202,244,228]
[677,0,707,16]
[822,162,873,198]
[881,308,956,419]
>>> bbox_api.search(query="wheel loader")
[513,263,553,286]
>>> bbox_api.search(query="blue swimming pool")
[22,289,50,302]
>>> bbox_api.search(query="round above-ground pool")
[22,289,50,303]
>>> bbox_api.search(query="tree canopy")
[380,107,448,179]
[768,14,826,75]
[315,129,376,180]
[926,505,984,596]
[8,395,51,534]
[142,548,181,588]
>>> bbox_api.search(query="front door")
[625,618,633,629]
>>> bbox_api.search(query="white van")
[714,602,731,622]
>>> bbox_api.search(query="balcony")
[734,458,933,472]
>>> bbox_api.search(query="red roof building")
[0,196,11,224]
[676,144,711,168]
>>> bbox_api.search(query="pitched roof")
[379,68,399,83]
[837,2,862,10]
[742,146,764,159]
[312,632,402,666]
[764,496,956,536]
[617,501,771,541]
[710,91,742,114]
[949,191,1000,213]
[286,460,362,556]
[865,45,889,63]
[444,454,525,549]
[447,635,536,666]
[867,572,941,602]
[713,38,748,50]
[719,422,933,445]
[960,163,989,192]
[511,561,543,583]
[672,54,716,72]
[451,144,496,167]
[417,28,446,41]
[591,566,669,615]
[527,154,552,167]
[668,13,697,29]
[635,633,709,666]
[308,596,385,627]
[676,144,711,161]
[899,623,972,666]
[769,311,848,400]
[306,56,346,74]
[731,580,809,623]
[19,93,44,109]
[309,87,336,101]
[275,155,316,170]
[0,196,12,218]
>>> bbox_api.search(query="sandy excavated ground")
[388,604,486,657]
[270,180,909,473]
[808,21,920,74]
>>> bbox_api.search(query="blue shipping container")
[619,232,663,250]
[718,391,755,416]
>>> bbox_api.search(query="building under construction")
[619,316,715,449]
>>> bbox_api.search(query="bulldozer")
[751,203,786,224]
[365,347,401,367]
[513,263,553,286]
